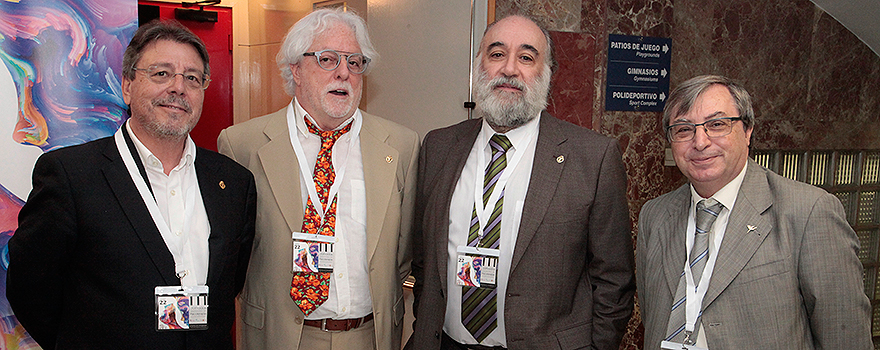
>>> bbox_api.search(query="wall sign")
[605,34,672,112]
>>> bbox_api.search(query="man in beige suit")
[637,75,872,349]
[217,8,418,350]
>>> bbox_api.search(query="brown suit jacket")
[218,106,419,350]
[409,112,635,350]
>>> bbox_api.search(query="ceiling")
[811,0,880,57]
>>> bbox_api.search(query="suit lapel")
[196,148,226,286]
[360,113,398,263]
[703,161,772,307]
[258,109,304,235]
[434,120,482,289]
[658,186,691,296]
[510,112,565,271]
[101,137,178,285]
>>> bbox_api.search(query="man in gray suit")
[409,14,635,349]
[637,74,872,349]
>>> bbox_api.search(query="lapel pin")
[386,155,393,163]
[556,155,565,163]
[219,180,226,189]
[747,225,757,232]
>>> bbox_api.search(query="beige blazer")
[637,159,872,349]
[218,106,419,350]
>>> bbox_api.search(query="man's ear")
[122,77,132,106]
[290,63,302,87]
[745,126,753,146]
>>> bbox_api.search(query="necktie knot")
[483,134,512,206]
[695,198,724,235]
[305,117,352,149]
[489,134,512,156]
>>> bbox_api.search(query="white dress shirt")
[687,163,748,348]
[288,98,372,320]
[126,124,209,286]
[443,114,540,346]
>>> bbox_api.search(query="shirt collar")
[478,111,541,153]
[125,120,196,173]
[292,97,359,137]
[690,161,748,211]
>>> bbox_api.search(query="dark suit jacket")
[637,159,872,349]
[7,135,256,350]
[409,112,635,350]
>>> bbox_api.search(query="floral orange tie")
[290,117,352,316]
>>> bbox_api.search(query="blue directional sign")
[605,34,672,111]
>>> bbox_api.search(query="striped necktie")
[462,133,512,343]
[665,198,724,343]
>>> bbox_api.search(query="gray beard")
[472,60,551,130]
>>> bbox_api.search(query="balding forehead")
[486,41,541,56]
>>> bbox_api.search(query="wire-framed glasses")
[303,49,371,74]
[132,65,210,90]
[666,116,743,142]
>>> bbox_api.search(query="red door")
[139,1,232,151]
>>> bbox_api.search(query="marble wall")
[495,0,880,348]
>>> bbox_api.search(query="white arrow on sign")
[660,92,666,101]
[661,69,667,78]
[663,44,669,54]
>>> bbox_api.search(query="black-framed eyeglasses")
[303,49,371,74]
[132,65,210,90]
[666,116,743,142]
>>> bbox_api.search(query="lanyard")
[682,208,722,336]
[114,123,196,285]
[286,104,361,222]
[470,131,530,245]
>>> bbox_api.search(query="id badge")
[660,341,708,350]
[455,246,499,289]
[292,232,335,273]
[155,286,209,331]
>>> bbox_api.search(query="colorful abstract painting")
[0,0,136,348]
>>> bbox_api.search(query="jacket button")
[434,331,440,339]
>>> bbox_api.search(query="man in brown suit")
[408,14,635,350]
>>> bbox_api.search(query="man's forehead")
[481,16,547,53]
[144,61,204,73]
[139,40,204,68]
[309,23,360,51]
[486,40,540,55]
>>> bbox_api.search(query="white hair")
[277,8,379,96]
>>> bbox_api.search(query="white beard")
[472,59,551,130]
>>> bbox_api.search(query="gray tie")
[665,198,724,344]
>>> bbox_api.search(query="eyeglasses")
[132,65,210,90]
[666,116,743,142]
[303,49,371,74]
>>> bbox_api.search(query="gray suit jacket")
[637,159,872,349]
[217,106,419,350]
[410,112,635,350]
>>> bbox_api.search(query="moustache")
[488,76,527,92]
[152,95,193,114]
[326,81,353,92]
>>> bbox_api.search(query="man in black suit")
[408,14,634,349]
[7,20,256,350]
